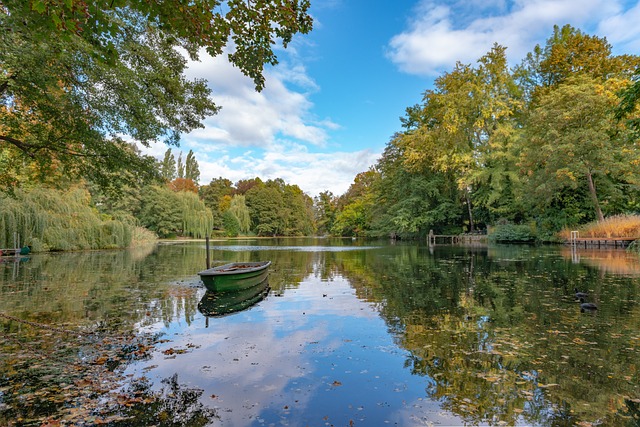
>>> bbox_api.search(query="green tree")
[161,149,177,182]
[332,170,378,237]
[314,191,337,236]
[1,0,312,188]
[398,44,522,231]
[616,67,640,135]
[199,177,234,230]
[185,150,200,184]
[522,75,639,222]
[371,139,462,238]
[246,182,284,236]
[227,194,251,234]
[177,152,185,179]
[140,186,183,238]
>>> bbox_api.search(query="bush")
[489,223,536,243]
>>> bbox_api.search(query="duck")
[579,298,598,312]
[574,287,589,299]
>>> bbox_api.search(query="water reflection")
[1,240,639,426]
[197,279,270,318]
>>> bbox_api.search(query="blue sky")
[141,0,640,197]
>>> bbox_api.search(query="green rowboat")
[198,261,271,292]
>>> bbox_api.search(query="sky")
[139,0,640,198]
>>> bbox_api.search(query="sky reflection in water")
[132,269,466,426]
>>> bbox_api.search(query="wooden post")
[205,235,211,269]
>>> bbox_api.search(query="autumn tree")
[169,178,198,194]
[1,0,312,189]
[397,44,522,231]
[522,76,639,223]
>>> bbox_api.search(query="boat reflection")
[197,277,270,318]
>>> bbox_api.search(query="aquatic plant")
[558,214,640,239]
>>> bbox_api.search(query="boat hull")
[198,261,271,292]
[197,278,270,317]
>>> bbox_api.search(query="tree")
[161,149,177,182]
[515,24,640,103]
[246,184,285,236]
[227,195,251,234]
[176,152,185,179]
[314,191,337,235]
[185,150,200,184]
[332,170,378,237]
[522,75,638,222]
[616,67,640,135]
[1,0,312,188]
[397,44,522,231]
[169,178,198,194]
[199,177,234,229]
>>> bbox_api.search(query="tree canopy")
[1,0,312,188]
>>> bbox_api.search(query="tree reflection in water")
[104,373,218,426]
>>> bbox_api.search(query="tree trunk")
[465,189,475,232]
[586,171,605,222]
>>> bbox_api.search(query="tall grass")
[557,214,640,239]
[0,187,139,251]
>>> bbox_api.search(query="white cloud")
[195,142,379,197]
[386,0,628,76]
[597,1,640,52]
[139,46,361,197]
[185,51,331,148]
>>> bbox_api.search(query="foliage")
[161,149,177,182]
[558,214,640,239]
[488,223,537,243]
[227,195,251,234]
[178,191,214,239]
[0,186,134,251]
[245,179,315,236]
[329,25,640,238]
[1,0,312,190]
[370,140,461,238]
[185,150,200,184]
[522,75,638,222]
[314,191,337,236]
[616,67,640,136]
[169,178,199,194]
[199,177,234,230]
[331,170,378,237]
[139,186,212,238]
[222,210,240,237]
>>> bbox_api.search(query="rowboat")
[198,261,271,292]
[197,278,270,317]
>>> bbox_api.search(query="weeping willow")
[177,191,214,238]
[0,187,133,251]
[228,194,251,234]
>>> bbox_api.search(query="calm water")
[1,239,639,426]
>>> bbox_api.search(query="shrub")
[489,223,536,243]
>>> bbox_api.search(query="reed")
[557,214,640,239]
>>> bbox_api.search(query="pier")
[428,230,488,245]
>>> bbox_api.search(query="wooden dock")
[428,230,488,245]
[0,248,22,256]
[566,237,636,248]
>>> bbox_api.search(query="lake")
[1,238,639,426]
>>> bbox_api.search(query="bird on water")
[579,298,598,312]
